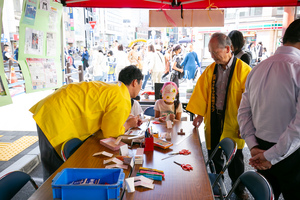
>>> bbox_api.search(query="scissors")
[161,149,191,160]
[174,161,193,171]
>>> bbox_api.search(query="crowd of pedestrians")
[65,40,202,90]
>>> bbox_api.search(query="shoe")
[235,190,249,200]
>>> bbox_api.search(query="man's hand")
[249,150,272,170]
[250,146,264,157]
[137,117,143,127]
[124,116,140,131]
[193,115,203,128]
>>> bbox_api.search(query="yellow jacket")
[30,81,131,155]
[186,59,251,149]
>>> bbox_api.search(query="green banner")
[19,0,63,94]
[0,0,13,107]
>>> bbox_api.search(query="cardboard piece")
[105,164,128,169]
[120,144,129,156]
[100,138,126,151]
[92,151,113,157]
[103,157,123,165]
[149,9,224,27]
[125,177,135,193]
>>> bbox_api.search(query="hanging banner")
[23,0,38,26]
[149,9,224,27]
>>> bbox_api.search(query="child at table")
[154,81,182,121]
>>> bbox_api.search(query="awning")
[62,0,298,9]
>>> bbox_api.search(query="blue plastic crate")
[52,168,125,200]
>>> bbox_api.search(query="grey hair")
[211,32,232,49]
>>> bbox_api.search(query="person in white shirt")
[130,99,143,117]
[238,19,300,200]
[154,81,182,121]
[142,44,155,90]
[92,47,106,81]
[150,45,165,86]
[115,44,129,80]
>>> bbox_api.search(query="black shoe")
[235,190,249,200]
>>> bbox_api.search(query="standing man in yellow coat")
[186,33,251,199]
[30,65,143,180]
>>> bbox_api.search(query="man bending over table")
[30,65,143,181]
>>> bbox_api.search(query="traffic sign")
[89,21,96,29]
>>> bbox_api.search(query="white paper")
[134,181,155,189]
[103,157,123,165]
[125,177,135,193]
[134,176,154,184]
[120,144,129,156]
[49,7,58,31]
[25,27,43,55]
[46,32,56,57]
[130,157,134,168]
[40,0,50,11]
[105,164,128,169]
[93,151,113,157]
[26,58,57,89]
[166,120,172,129]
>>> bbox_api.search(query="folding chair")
[0,171,38,200]
[206,137,237,199]
[144,106,155,117]
[225,170,274,200]
[61,138,83,161]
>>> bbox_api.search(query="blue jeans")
[108,74,116,82]
[142,72,151,90]
[94,76,104,81]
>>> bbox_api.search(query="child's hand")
[158,117,166,122]
[169,113,175,121]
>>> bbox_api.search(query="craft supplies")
[100,138,126,151]
[174,161,193,171]
[92,151,113,157]
[161,149,191,160]
[135,148,144,164]
[178,129,185,135]
[154,137,173,149]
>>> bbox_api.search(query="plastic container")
[52,168,125,200]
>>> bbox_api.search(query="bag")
[176,63,184,79]
[178,70,184,79]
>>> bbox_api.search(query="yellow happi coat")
[186,59,251,150]
[30,81,131,155]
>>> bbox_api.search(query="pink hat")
[161,82,178,94]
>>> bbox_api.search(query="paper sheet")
[46,32,56,57]
[25,28,44,55]
[26,58,57,89]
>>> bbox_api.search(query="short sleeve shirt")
[154,99,183,117]
[130,100,143,116]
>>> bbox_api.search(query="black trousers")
[36,124,64,181]
[83,59,89,71]
[208,113,245,193]
[170,73,179,88]
[256,137,300,200]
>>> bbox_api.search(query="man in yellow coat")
[186,33,251,199]
[30,65,143,180]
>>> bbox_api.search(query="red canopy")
[63,0,298,9]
